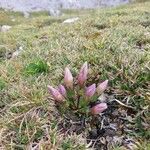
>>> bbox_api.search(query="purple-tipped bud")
[48,85,64,102]
[78,62,88,86]
[97,80,108,95]
[58,85,67,97]
[90,103,108,115]
[85,84,96,98]
[64,67,73,89]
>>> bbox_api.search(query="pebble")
[49,9,61,17]
[63,17,79,23]
[98,93,107,102]
[11,46,23,59]
[0,25,12,32]
[23,12,30,18]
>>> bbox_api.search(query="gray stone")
[23,11,30,18]
[49,9,61,17]
[11,46,23,59]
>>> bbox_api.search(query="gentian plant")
[48,62,108,118]
[47,63,143,149]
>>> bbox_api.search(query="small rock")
[1,25,12,32]
[11,46,23,59]
[49,9,61,17]
[98,93,107,102]
[11,50,20,58]
[63,17,79,24]
[23,12,30,18]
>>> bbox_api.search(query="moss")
[24,59,49,76]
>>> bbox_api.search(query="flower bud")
[97,80,108,95]
[48,85,64,102]
[78,62,88,86]
[85,84,96,98]
[90,103,108,115]
[64,67,73,89]
[58,84,66,97]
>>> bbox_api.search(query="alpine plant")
[48,62,108,116]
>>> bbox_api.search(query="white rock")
[49,9,61,17]
[63,17,79,24]
[11,50,20,58]
[23,11,30,18]
[1,25,12,32]
[11,46,23,58]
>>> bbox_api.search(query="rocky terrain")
[0,0,129,13]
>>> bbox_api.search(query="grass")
[0,1,150,149]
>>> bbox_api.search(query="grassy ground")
[0,1,150,150]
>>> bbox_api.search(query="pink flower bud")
[97,80,108,95]
[90,103,108,115]
[78,62,88,86]
[64,67,73,89]
[85,84,96,98]
[58,85,67,97]
[48,85,64,102]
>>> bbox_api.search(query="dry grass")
[0,1,150,149]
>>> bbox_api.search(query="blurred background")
[0,0,131,16]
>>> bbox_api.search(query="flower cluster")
[48,62,108,116]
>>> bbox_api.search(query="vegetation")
[0,1,150,149]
